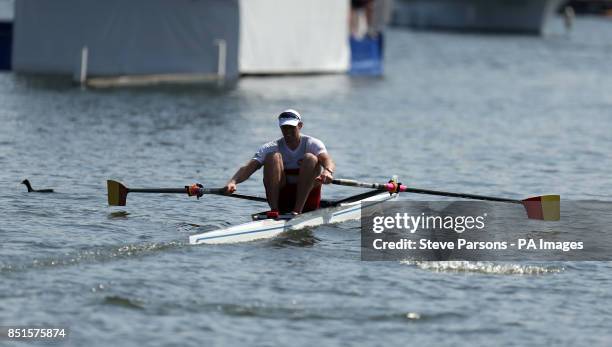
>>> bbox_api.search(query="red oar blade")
[107,180,128,206]
[521,195,560,221]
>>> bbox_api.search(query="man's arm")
[316,152,335,184]
[224,159,262,194]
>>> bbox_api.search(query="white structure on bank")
[238,0,349,74]
[12,0,240,85]
[11,0,352,85]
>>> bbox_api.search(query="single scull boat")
[188,190,397,245]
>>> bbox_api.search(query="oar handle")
[331,179,389,190]
[216,193,267,203]
[198,187,225,194]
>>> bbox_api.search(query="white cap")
[278,109,302,127]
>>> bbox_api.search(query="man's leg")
[263,152,285,210]
[293,153,320,213]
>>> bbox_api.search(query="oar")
[331,178,560,221]
[107,180,267,206]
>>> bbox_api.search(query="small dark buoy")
[21,179,54,193]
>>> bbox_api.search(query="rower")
[223,109,335,216]
[21,179,54,193]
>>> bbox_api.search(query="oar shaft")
[331,179,387,190]
[128,187,227,194]
[128,188,188,194]
[332,178,520,204]
[402,187,520,204]
[128,187,266,202]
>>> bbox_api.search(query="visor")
[278,109,302,127]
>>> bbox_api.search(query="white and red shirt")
[253,134,327,174]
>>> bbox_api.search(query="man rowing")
[223,109,335,216]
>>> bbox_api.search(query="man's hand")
[316,153,335,185]
[315,170,333,184]
[224,181,237,194]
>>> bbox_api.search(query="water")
[1,17,612,346]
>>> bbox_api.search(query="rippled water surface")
[1,17,612,346]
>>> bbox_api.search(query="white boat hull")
[189,193,396,245]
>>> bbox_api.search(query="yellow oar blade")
[107,180,128,206]
[522,195,560,221]
[541,195,561,221]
